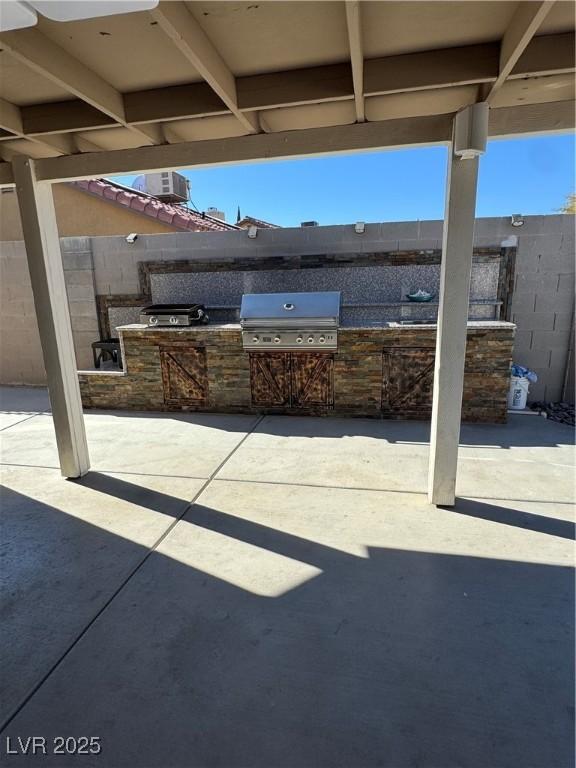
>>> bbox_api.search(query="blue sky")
[112,133,574,227]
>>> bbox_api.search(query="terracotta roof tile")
[69,178,239,233]
[157,208,174,224]
[173,212,190,228]
[130,197,147,212]
[102,186,119,201]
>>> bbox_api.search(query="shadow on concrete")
[74,471,197,516]
[451,498,576,541]
[0,479,574,768]
[0,485,152,728]
[0,386,51,414]
[72,409,576,449]
[2,386,574,450]
[234,413,575,449]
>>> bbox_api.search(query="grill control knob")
[169,315,179,325]
[319,336,326,344]
[252,335,259,343]
[296,336,303,344]
[149,316,158,325]
[274,336,281,344]
[308,336,315,344]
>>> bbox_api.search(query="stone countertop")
[382,320,516,330]
[118,323,241,332]
[116,320,515,333]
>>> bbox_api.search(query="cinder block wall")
[509,215,575,402]
[87,221,421,297]
[0,241,46,385]
[413,214,575,401]
[0,238,99,384]
[61,238,101,372]
[1,215,574,402]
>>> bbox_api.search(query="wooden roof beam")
[0,97,23,135]
[238,64,354,111]
[21,101,118,136]
[0,28,162,146]
[125,82,228,124]
[0,134,78,160]
[510,31,575,78]
[3,33,572,138]
[0,99,573,189]
[29,114,454,182]
[238,36,572,110]
[0,97,78,156]
[484,0,556,101]
[72,135,105,154]
[345,1,365,122]
[19,100,575,185]
[14,83,227,138]
[150,2,258,134]
[365,43,499,96]
[0,29,124,120]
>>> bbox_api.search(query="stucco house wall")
[0,186,180,241]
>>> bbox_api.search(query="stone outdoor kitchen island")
[79,321,515,423]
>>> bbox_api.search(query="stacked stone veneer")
[79,324,514,423]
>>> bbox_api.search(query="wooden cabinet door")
[382,347,435,416]
[291,353,334,408]
[160,345,207,406]
[249,352,291,406]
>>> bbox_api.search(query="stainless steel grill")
[240,291,340,350]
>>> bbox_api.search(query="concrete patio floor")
[0,386,574,768]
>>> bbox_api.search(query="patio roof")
[0,0,574,185]
[1,1,574,507]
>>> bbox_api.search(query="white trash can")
[508,376,530,410]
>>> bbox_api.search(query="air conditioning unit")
[133,172,189,203]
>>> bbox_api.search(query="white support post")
[428,105,487,506]
[13,156,90,478]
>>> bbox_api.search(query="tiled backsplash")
[108,261,501,331]
[111,261,499,328]
[150,262,499,306]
